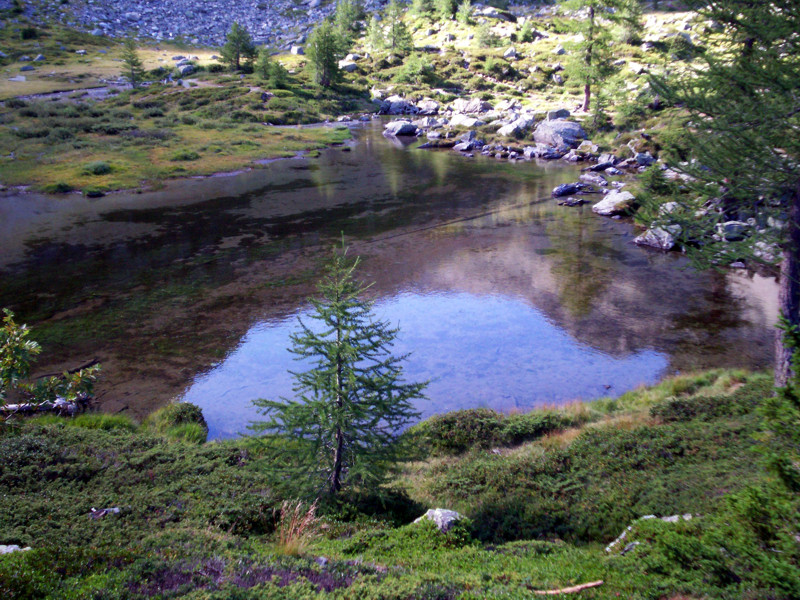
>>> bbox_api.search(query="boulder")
[635,152,656,166]
[384,120,418,137]
[547,108,570,120]
[478,7,516,22]
[496,115,536,138]
[19,65,35,72]
[178,64,195,76]
[382,95,418,115]
[717,221,749,242]
[552,44,566,55]
[580,172,608,187]
[503,46,518,60]
[414,508,464,533]
[451,98,493,114]
[552,182,582,197]
[290,45,304,55]
[338,59,357,72]
[417,99,440,115]
[533,120,587,149]
[592,190,637,216]
[634,226,679,251]
[454,141,473,152]
[450,114,485,128]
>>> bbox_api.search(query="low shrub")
[144,402,208,440]
[81,161,113,176]
[169,149,200,161]
[41,182,74,194]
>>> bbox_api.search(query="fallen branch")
[533,580,604,595]
[33,358,100,381]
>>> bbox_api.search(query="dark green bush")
[421,408,504,454]
[41,182,74,194]
[144,402,209,440]
[81,161,112,175]
[169,149,200,161]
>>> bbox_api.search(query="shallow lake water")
[0,120,779,438]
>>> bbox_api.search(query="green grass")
[1,371,798,599]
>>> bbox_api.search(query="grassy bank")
[2,370,798,599]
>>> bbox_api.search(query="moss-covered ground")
[2,370,798,599]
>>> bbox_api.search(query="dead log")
[33,358,100,381]
[533,580,604,595]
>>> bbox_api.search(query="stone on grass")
[414,508,464,533]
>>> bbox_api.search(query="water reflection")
[0,120,779,428]
[184,291,669,440]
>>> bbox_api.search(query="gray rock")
[459,130,477,142]
[416,99,440,115]
[383,120,418,137]
[178,64,195,76]
[414,508,464,533]
[19,65,34,72]
[592,190,637,216]
[551,73,564,84]
[553,182,582,197]
[19,55,31,61]
[533,120,587,149]
[634,226,679,251]
[580,172,608,187]
[552,44,566,55]
[449,114,485,128]
[503,46,517,60]
[33,54,44,62]
[635,152,656,166]
[497,115,536,138]
[546,108,570,120]
[338,59,357,72]
[451,98,492,114]
[427,130,442,140]
[454,141,473,152]
[717,221,749,242]
[290,45,304,55]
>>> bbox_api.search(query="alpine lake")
[0,120,779,439]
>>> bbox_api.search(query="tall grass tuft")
[274,500,319,556]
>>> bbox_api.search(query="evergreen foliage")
[435,0,458,21]
[220,21,256,71]
[385,0,413,55]
[560,0,626,112]
[456,0,473,25]
[647,0,800,385]
[334,0,365,43]
[254,47,288,88]
[251,245,426,497]
[410,0,434,19]
[306,19,346,87]
[365,14,385,51]
[120,37,145,89]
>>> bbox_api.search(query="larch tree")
[385,0,414,56]
[221,21,256,71]
[306,19,346,87]
[560,0,629,112]
[646,0,800,387]
[121,37,145,89]
[251,245,426,497]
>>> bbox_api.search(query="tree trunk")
[582,7,595,113]
[775,184,800,388]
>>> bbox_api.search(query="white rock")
[592,190,637,216]
[414,508,464,532]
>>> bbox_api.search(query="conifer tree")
[251,246,425,497]
[221,22,256,71]
[255,47,288,88]
[560,0,625,112]
[410,0,434,20]
[385,0,413,55]
[647,0,800,387]
[435,0,458,21]
[456,0,473,25]
[365,14,385,52]
[120,37,145,89]
[334,0,365,44]
[306,19,346,87]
